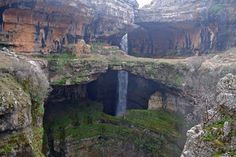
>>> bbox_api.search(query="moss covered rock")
[44,100,184,157]
[0,52,49,157]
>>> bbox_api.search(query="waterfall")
[120,34,128,53]
[116,34,129,116]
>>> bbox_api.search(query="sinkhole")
[43,70,189,157]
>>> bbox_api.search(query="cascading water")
[120,34,128,53]
[116,34,129,116]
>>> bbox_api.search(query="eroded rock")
[181,74,236,157]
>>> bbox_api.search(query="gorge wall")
[0,0,137,53]
[1,0,236,57]
[0,0,236,157]
[0,51,49,156]
[129,0,236,57]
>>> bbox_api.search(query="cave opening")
[44,70,175,117]
[0,6,8,32]
[43,70,187,156]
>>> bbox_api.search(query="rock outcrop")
[0,0,137,53]
[128,0,236,57]
[46,43,236,126]
[0,50,49,156]
[181,74,236,157]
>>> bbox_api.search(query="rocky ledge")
[181,74,236,157]
[0,0,137,53]
[128,0,236,57]
[0,51,49,156]
[0,43,236,156]
[43,44,236,126]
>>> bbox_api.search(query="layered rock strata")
[0,0,137,53]
[129,0,236,57]
[47,44,236,126]
[181,74,236,157]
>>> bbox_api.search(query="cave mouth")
[45,70,175,116]
[43,70,187,157]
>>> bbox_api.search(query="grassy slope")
[45,101,184,157]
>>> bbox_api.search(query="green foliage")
[122,109,183,138]
[171,75,183,86]
[202,131,216,142]
[47,101,184,157]
[91,42,106,53]
[0,144,12,155]
[52,77,67,85]
[31,127,45,157]
[45,53,76,71]
[203,115,235,156]
[0,133,28,156]
[209,4,224,16]
[0,74,31,109]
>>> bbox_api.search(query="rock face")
[148,91,189,113]
[48,44,236,126]
[181,74,236,157]
[129,0,236,57]
[0,0,137,53]
[0,50,49,156]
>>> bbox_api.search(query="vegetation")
[122,109,183,138]
[41,43,185,87]
[45,101,184,157]
[0,132,29,156]
[43,53,76,70]
[0,53,48,156]
[202,115,235,156]
[209,4,224,16]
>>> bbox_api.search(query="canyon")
[0,0,236,157]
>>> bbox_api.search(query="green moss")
[31,127,44,157]
[52,77,67,85]
[0,144,12,155]
[171,75,183,86]
[0,74,31,109]
[209,4,224,16]
[44,53,76,71]
[73,75,89,84]
[0,132,28,156]
[233,130,236,137]
[47,101,184,157]
[31,96,44,126]
[203,115,236,156]
[202,131,216,142]
[122,109,183,138]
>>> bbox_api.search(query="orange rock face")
[0,0,137,54]
[0,1,92,53]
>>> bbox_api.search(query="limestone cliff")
[181,74,236,157]
[129,0,236,57]
[0,50,49,156]
[46,43,236,126]
[0,0,137,53]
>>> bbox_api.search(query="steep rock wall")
[181,74,236,157]
[129,0,236,57]
[0,0,137,53]
[0,51,49,156]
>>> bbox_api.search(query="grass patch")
[122,109,183,137]
[43,53,76,71]
[46,101,184,156]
